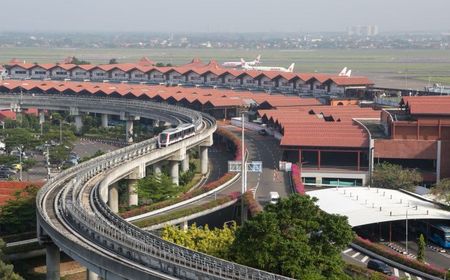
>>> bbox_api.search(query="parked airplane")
[222,55,261,67]
[242,62,295,73]
[338,67,352,77]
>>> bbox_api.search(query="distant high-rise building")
[347,25,379,37]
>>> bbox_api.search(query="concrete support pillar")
[169,161,179,186]
[126,119,134,143]
[46,243,60,280]
[108,183,119,213]
[181,152,190,173]
[101,114,108,128]
[153,162,162,176]
[128,179,138,207]
[74,115,83,134]
[87,270,99,280]
[200,146,208,175]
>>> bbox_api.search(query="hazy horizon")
[1,0,449,33]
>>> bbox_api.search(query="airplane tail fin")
[256,55,261,62]
[240,58,246,64]
[345,69,352,77]
[339,67,348,76]
[287,63,295,72]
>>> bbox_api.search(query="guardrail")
[31,93,293,280]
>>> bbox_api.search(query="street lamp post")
[18,145,23,181]
[405,210,409,255]
[241,112,247,223]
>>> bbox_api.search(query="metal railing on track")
[26,93,293,280]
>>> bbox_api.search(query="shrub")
[291,164,305,195]
[133,193,238,228]
[242,190,262,217]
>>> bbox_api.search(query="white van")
[269,192,280,204]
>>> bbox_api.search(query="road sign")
[228,161,263,173]
[279,161,292,172]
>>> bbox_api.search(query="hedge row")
[121,128,242,219]
[133,193,239,228]
[354,236,449,278]
[344,263,394,280]
[242,191,263,217]
[216,127,243,161]
[291,164,305,195]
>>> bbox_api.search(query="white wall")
[186,72,202,84]
[241,75,257,87]
[223,74,240,86]
[204,73,218,85]
[110,69,128,81]
[50,67,70,79]
[129,70,148,81]
[30,66,50,79]
[167,71,184,83]
[91,69,108,80]
[259,76,274,89]
[148,70,165,82]
[71,68,90,80]
[9,66,29,79]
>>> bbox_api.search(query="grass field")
[1,47,450,88]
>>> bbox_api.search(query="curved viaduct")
[0,93,291,280]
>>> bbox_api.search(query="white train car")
[158,123,196,147]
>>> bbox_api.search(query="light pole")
[241,112,247,224]
[18,145,23,181]
[405,210,409,255]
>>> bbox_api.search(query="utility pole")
[18,145,23,181]
[241,112,246,224]
[405,210,409,255]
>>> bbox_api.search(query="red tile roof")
[402,96,450,116]
[0,79,324,110]
[0,181,44,206]
[3,58,373,87]
[259,106,379,148]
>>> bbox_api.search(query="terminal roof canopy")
[308,187,450,227]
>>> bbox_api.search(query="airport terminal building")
[3,57,373,96]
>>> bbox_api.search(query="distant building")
[347,25,379,37]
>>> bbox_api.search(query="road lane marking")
[416,277,422,280]
[343,248,353,254]
[360,256,368,263]
[393,268,399,277]
[351,252,360,258]
[404,272,411,279]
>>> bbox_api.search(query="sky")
[1,0,449,33]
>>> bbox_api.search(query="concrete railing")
[32,93,293,280]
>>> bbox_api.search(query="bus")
[417,221,450,249]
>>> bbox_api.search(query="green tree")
[372,163,422,191]
[109,58,118,64]
[137,174,178,204]
[0,185,38,235]
[155,62,165,67]
[417,234,426,262]
[229,194,354,279]
[71,57,91,65]
[430,178,450,204]
[0,239,24,280]
[162,222,237,259]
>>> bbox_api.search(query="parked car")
[10,150,28,160]
[367,259,392,275]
